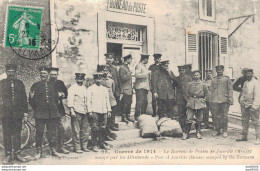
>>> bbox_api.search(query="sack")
[157,118,182,137]
[138,114,160,138]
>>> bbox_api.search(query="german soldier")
[134,54,150,120]
[0,64,28,163]
[211,65,233,138]
[148,53,162,117]
[176,65,192,140]
[152,60,178,119]
[48,67,70,154]
[184,64,193,77]
[29,66,62,159]
[185,70,209,139]
[119,54,134,123]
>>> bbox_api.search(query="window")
[199,0,215,21]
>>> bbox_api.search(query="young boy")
[86,72,111,152]
[185,70,209,139]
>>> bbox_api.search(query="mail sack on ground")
[157,118,182,137]
[138,114,160,138]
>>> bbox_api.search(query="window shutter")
[186,28,198,69]
[218,28,232,77]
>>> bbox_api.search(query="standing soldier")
[203,69,213,129]
[134,54,150,120]
[176,65,192,140]
[233,68,249,103]
[152,60,178,119]
[29,66,61,159]
[119,54,134,123]
[148,53,162,117]
[48,67,70,154]
[185,70,209,139]
[86,73,111,151]
[67,73,89,153]
[0,64,28,163]
[211,65,233,138]
[184,64,193,77]
[236,69,260,145]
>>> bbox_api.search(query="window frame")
[199,0,216,22]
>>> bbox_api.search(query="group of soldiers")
[0,52,260,164]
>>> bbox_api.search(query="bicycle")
[0,115,72,150]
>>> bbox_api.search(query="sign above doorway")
[107,0,148,16]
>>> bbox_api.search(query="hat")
[122,54,132,61]
[93,72,103,79]
[153,53,162,58]
[97,65,108,72]
[104,53,115,58]
[5,64,17,71]
[140,54,150,60]
[245,69,253,73]
[75,73,86,80]
[184,64,192,69]
[48,67,59,72]
[215,65,224,70]
[160,60,169,65]
[177,65,185,70]
[114,55,122,60]
[192,70,201,74]
[38,66,49,73]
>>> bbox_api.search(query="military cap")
[75,73,86,80]
[153,53,162,58]
[114,55,122,60]
[160,60,169,65]
[177,65,185,70]
[122,54,132,61]
[48,67,59,72]
[215,65,224,70]
[5,64,17,71]
[140,54,150,60]
[104,53,115,58]
[97,65,108,72]
[184,64,192,69]
[245,68,253,73]
[93,72,103,79]
[192,70,201,74]
[38,66,49,73]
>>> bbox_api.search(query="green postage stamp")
[4,5,44,50]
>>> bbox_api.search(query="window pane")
[207,0,212,17]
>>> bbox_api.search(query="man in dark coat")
[176,65,192,140]
[48,67,69,154]
[119,54,134,123]
[152,60,178,119]
[184,64,193,77]
[148,53,162,117]
[0,64,28,163]
[29,66,61,159]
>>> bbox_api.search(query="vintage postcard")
[0,0,259,166]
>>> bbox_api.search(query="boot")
[92,146,100,152]
[34,148,42,160]
[110,126,119,131]
[3,153,12,164]
[56,147,70,154]
[126,114,135,122]
[14,153,28,163]
[196,133,202,139]
[236,135,247,142]
[212,131,221,137]
[121,114,129,123]
[181,133,188,140]
[222,132,228,138]
[100,143,111,150]
[75,149,83,154]
[50,148,62,158]
[106,135,114,141]
[81,148,91,152]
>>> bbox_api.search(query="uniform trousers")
[203,102,211,127]
[107,106,116,131]
[121,94,132,116]
[241,106,260,139]
[178,104,187,133]
[56,117,65,148]
[186,108,204,133]
[152,94,157,116]
[157,98,175,119]
[89,113,107,146]
[211,102,230,132]
[35,118,58,150]
[71,112,90,151]
[134,89,148,118]
[2,117,22,156]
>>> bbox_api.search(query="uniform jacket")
[233,76,247,93]
[119,64,133,95]
[134,62,150,90]
[210,75,234,104]
[101,75,117,107]
[107,65,121,98]
[203,77,213,102]
[29,80,60,119]
[86,84,111,114]
[240,77,260,110]
[52,79,67,116]
[152,68,178,100]
[0,78,28,119]
[186,80,209,109]
[149,63,160,91]
[176,75,192,105]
